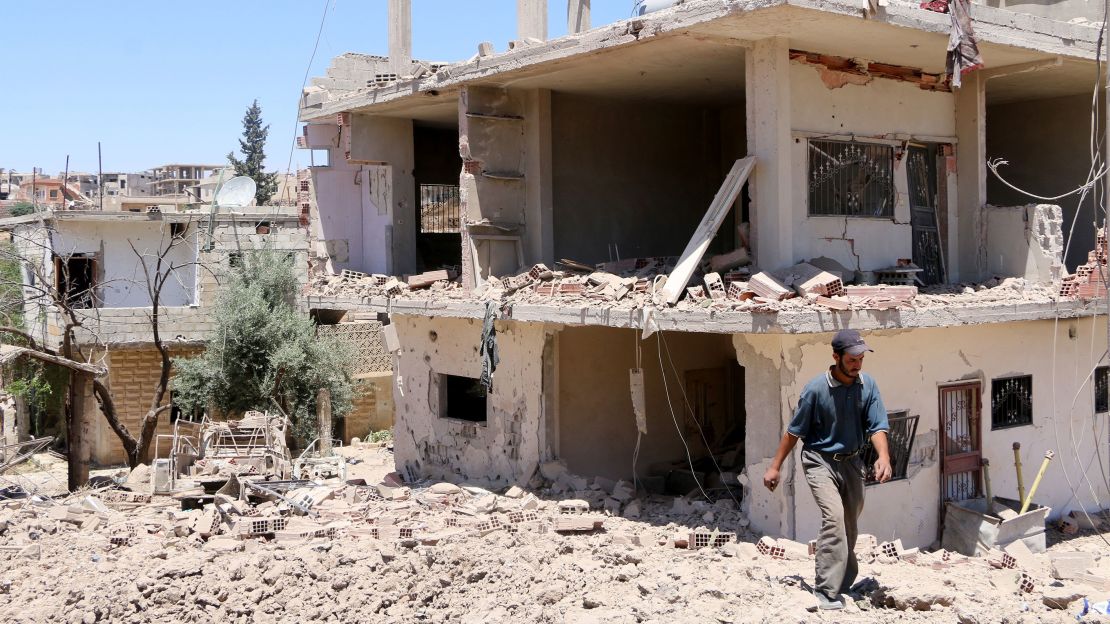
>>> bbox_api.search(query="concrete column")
[954,72,985,283]
[567,0,590,33]
[524,89,555,265]
[745,38,794,271]
[517,0,548,41]
[388,0,412,75]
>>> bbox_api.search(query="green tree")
[227,99,278,206]
[172,249,355,445]
[9,202,35,217]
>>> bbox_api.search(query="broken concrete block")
[879,539,904,559]
[1003,540,1041,573]
[557,499,590,515]
[755,536,785,559]
[19,544,41,560]
[622,500,641,519]
[382,323,400,353]
[703,272,726,300]
[747,272,792,301]
[1050,551,1096,580]
[554,515,603,533]
[428,482,463,495]
[778,538,811,560]
[539,460,568,482]
[602,497,621,515]
[1042,582,1092,609]
[503,486,524,499]
[592,476,615,493]
[687,528,732,550]
[708,247,750,273]
[610,480,634,502]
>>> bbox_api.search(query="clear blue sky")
[1,1,633,176]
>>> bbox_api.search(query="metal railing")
[419,184,461,234]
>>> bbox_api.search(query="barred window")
[991,375,1033,430]
[1096,366,1109,414]
[808,139,895,218]
[419,184,461,234]
[864,411,918,485]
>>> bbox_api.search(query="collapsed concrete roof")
[300,0,1101,124]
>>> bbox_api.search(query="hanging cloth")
[480,301,500,391]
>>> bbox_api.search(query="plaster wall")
[789,62,957,273]
[350,115,417,275]
[390,314,551,488]
[983,203,1064,282]
[774,319,1109,549]
[311,156,369,274]
[556,327,738,481]
[50,220,198,307]
[551,93,733,265]
[976,0,1105,21]
[986,94,1104,271]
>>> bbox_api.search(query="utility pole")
[62,155,69,210]
[97,142,103,211]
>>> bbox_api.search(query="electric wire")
[656,332,712,502]
[283,0,333,186]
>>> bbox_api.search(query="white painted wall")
[390,315,551,488]
[50,220,197,308]
[788,62,957,273]
[773,319,1109,549]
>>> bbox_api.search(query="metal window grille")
[419,184,460,233]
[1097,366,1109,414]
[991,375,1033,429]
[863,411,918,485]
[808,139,895,218]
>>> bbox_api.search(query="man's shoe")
[815,591,845,611]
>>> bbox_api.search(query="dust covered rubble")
[1,457,1107,623]
[309,259,1065,318]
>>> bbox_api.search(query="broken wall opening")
[54,254,97,309]
[986,92,1105,272]
[550,93,747,266]
[414,124,462,271]
[557,326,743,501]
[438,374,488,423]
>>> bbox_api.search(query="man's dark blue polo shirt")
[787,368,889,454]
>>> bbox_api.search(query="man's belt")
[830,448,861,461]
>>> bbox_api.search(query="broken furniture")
[293,437,348,481]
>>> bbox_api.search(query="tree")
[227,99,278,206]
[172,249,354,445]
[0,220,206,482]
[9,202,35,217]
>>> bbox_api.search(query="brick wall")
[89,344,202,465]
[341,371,394,442]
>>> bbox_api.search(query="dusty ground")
[1,447,1109,624]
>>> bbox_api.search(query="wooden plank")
[658,157,755,305]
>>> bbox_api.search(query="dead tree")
[0,218,213,482]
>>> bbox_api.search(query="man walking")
[762,329,892,610]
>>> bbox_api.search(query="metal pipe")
[981,458,992,513]
[1020,450,1055,514]
[1012,442,1026,503]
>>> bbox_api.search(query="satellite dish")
[213,176,256,208]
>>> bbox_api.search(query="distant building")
[149,164,222,197]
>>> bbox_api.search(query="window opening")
[991,375,1033,429]
[1097,366,1109,414]
[228,252,242,268]
[440,374,487,423]
[419,184,461,233]
[169,222,187,239]
[255,221,271,235]
[863,411,918,484]
[808,139,894,218]
[54,255,96,308]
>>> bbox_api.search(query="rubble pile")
[310,253,1073,316]
[1060,228,1110,300]
[2,446,1110,623]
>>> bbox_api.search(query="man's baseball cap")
[832,329,873,356]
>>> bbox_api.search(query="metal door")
[939,382,982,502]
[907,145,946,285]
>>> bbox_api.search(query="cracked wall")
[789,59,956,272]
[983,203,1064,283]
[777,319,1108,549]
[390,314,549,488]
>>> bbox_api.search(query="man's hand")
[873,456,893,483]
[763,467,781,491]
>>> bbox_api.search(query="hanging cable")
[656,332,712,502]
[284,0,333,180]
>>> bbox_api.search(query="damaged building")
[299,0,1110,549]
[1,209,310,465]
